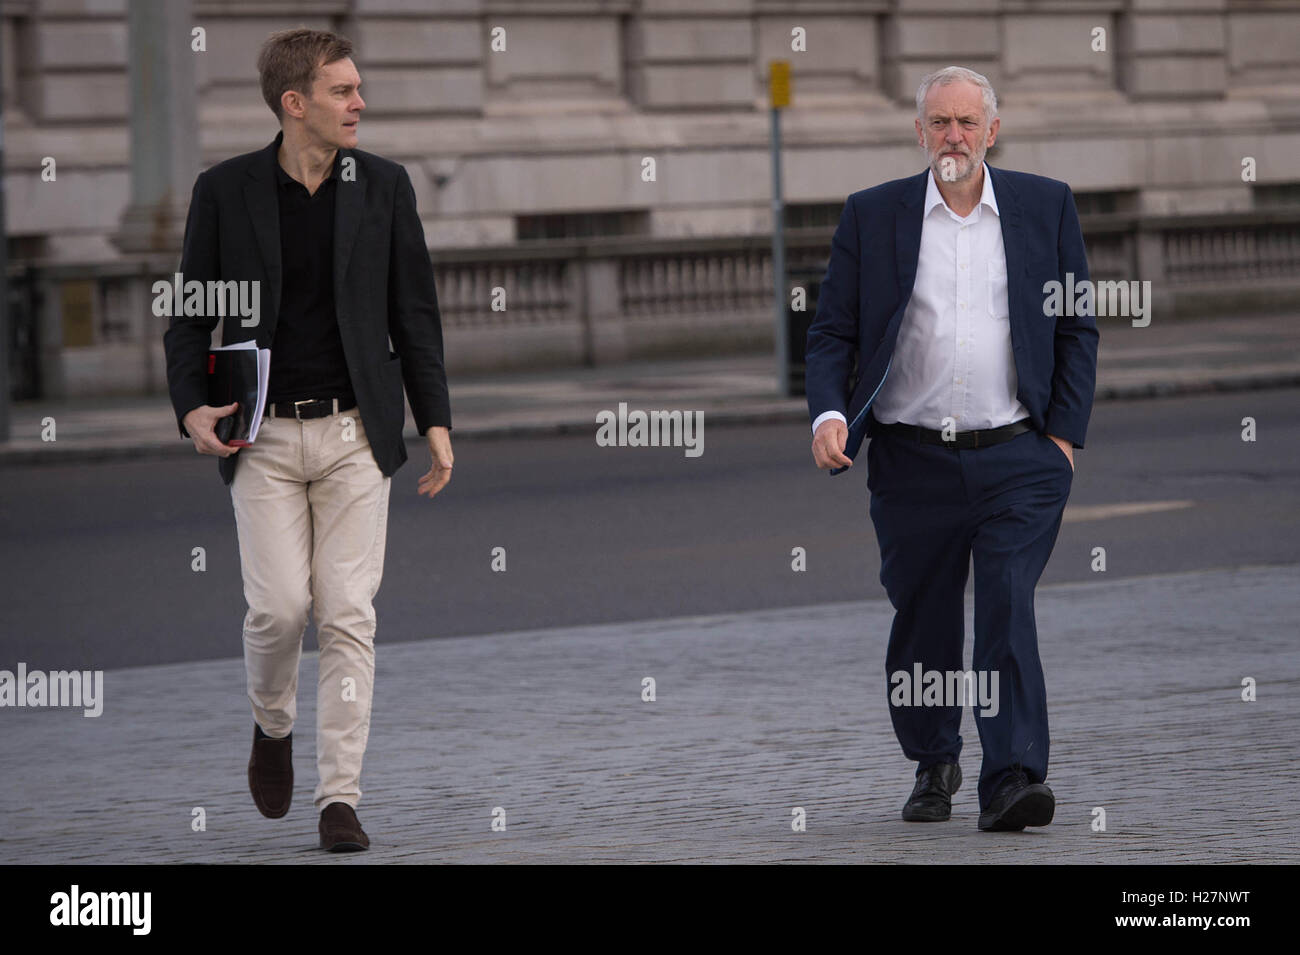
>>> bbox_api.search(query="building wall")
[3,1,1300,396]
[4,0,1299,261]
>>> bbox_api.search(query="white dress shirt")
[812,162,1029,436]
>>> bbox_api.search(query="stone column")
[114,0,198,253]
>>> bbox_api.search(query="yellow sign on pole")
[769,60,790,109]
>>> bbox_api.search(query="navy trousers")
[865,417,1073,809]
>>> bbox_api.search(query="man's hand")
[1046,433,1074,471]
[418,426,453,498]
[812,419,853,470]
[182,402,242,457]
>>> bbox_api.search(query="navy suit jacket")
[805,165,1098,476]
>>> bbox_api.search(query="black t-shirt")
[266,151,355,405]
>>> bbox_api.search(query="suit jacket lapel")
[989,164,1026,353]
[244,134,283,341]
[895,169,927,302]
[333,147,365,325]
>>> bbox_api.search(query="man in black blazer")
[163,28,453,851]
[806,66,1098,831]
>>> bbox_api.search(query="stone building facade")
[3,0,1299,396]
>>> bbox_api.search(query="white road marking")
[1063,500,1196,523]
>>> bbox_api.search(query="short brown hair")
[256,28,354,121]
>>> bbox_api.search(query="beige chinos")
[230,404,391,811]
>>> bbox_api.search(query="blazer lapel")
[989,164,1026,355]
[333,147,365,325]
[895,169,927,302]
[243,134,283,341]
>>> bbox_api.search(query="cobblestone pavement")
[2,564,1296,864]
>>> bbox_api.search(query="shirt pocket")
[987,255,1009,320]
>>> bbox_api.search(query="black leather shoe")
[902,761,962,822]
[978,767,1054,831]
[248,723,293,819]
[319,802,370,852]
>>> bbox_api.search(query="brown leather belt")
[265,395,356,420]
[869,414,1033,449]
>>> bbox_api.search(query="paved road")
[0,564,1295,864]
[1,388,1298,670]
[2,384,1297,864]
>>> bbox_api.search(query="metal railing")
[8,210,1300,398]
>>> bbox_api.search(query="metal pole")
[771,105,787,397]
[0,29,10,442]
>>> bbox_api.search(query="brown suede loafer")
[319,802,370,852]
[248,723,293,819]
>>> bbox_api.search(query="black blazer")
[163,131,452,486]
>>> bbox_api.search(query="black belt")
[869,414,1033,449]
[265,394,356,420]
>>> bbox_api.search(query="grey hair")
[915,66,998,123]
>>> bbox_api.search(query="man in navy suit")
[805,66,1098,831]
